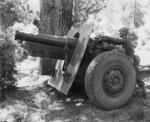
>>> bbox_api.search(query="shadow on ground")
[1,58,150,122]
[1,81,150,122]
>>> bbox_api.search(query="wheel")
[85,51,136,110]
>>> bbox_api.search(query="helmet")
[119,27,130,35]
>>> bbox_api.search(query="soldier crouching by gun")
[98,27,149,99]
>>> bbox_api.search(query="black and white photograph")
[1,0,150,121]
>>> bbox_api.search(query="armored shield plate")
[48,24,93,95]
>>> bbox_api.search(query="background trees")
[1,0,150,92]
[72,0,107,27]
[0,0,37,96]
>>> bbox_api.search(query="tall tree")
[0,12,2,29]
[39,0,73,36]
[39,0,73,75]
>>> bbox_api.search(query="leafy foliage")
[120,0,145,28]
[0,29,17,90]
[84,0,150,51]
[0,0,40,94]
[1,0,150,92]
[73,0,107,27]
[0,0,38,29]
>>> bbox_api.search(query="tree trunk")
[39,0,73,75]
[0,12,2,29]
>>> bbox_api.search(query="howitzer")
[15,25,150,110]
[15,31,78,61]
[15,25,94,94]
[15,31,78,49]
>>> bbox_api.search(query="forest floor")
[1,51,150,122]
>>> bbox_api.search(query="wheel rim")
[102,67,126,97]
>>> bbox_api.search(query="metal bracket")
[63,36,72,83]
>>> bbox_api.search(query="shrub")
[0,29,17,91]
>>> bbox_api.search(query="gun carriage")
[15,25,150,110]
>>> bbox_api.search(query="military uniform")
[102,36,135,57]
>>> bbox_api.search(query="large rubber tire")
[85,51,136,110]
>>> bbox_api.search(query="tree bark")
[0,12,2,29]
[39,0,73,75]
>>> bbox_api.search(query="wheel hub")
[104,69,124,95]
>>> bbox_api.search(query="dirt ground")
[1,55,150,122]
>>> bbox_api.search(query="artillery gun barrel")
[15,31,78,49]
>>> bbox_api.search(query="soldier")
[101,27,149,98]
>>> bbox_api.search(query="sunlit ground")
[1,51,150,122]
